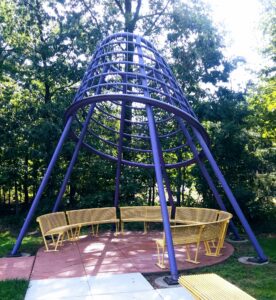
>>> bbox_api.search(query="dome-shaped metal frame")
[12,33,268,282]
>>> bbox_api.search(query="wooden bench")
[155,212,232,268]
[155,224,205,268]
[37,212,80,251]
[120,206,172,234]
[66,207,120,236]
[179,273,256,300]
[174,207,220,225]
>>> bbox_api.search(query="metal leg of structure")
[53,105,96,212]
[157,137,175,217]
[146,104,178,283]
[195,129,268,262]
[11,117,73,256]
[179,121,241,239]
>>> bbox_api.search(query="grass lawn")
[0,280,29,300]
[0,231,42,257]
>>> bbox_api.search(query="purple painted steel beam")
[135,35,178,280]
[179,122,240,239]
[11,117,73,255]
[156,136,175,214]
[152,58,240,238]
[195,129,268,261]
[146,104,178,280]
[52,105,96,212]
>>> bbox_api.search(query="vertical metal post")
[146,104,178,282]
[53,104,96,212]
[195,130,268,261]
[156,138,175,215]
[136,36,178,281]
[179,122,240,239]
[11,117,73,255]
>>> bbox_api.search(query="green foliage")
[0,231,42,257]
[0,280,29,300]
[0,0,274,237]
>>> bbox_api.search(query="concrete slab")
[156,287,195,300]
[24,276,91,300]
[90,290,163,300]
[87,273,153,295]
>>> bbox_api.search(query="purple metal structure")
[11,33,267,280]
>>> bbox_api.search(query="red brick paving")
[0,231,234,281]
[0,256,35,280]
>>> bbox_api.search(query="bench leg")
[115,222,119,236]
[185,244,200,264]
[144,222,147,234]
[54,233,63,251]
[42,235,50,252]
[156,243,166,269]
[96,224,99,236]
[121,222,124,234]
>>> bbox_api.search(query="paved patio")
[0,231,234,281]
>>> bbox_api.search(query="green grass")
[0,280,29,300]
[0,231,42,257]
[180,236,276,300]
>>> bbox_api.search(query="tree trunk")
[148,186,152,205]
[15,181,19,216]
[23,155,29,205]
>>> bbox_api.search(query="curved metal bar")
[95,103,175,125]
[65,95,209,145]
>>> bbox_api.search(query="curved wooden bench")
[120,206,172,234]
[155,224,205,268]
[37,212,80,252]
[66,207,119,236]
[155,208,232,268]
[174,207,220,225]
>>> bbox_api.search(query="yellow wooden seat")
[200,211,232,257]
[37,212,80,252]
[155,224,205,268]
[144,206,172,233]
[178,273,256,300]
[120,206,172,234]
[90,207,120,235]
[120,206,147,233]
[174,207,219,225]
[66,207,119,236]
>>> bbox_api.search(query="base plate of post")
[163,276,179,285]
[238,256,269,265]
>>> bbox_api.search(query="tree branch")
[143,0,171,36]
[79,0,101,30]
[114,0,125,16]
[133,0,142,24]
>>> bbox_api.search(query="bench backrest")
[120,206,172,220]
[217,211,232,221]
[175,207,219,223]
[200,220,228,241]
[37,212,67,234]
[146,206,172,220]
[91,207,117,222]
[120,206,146,219]
[66,207,117,225]
[164,224,205,245]
[66,209,91,225]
